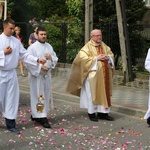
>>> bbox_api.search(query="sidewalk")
[18,68,149,118]
[52,76,149,117]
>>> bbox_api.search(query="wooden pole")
[4,0,7,20]
[0,0,7,20]
[115,0,129,83]
[85,0,93,44]
[120,0,133,81]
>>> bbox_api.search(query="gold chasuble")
[66,40,114,108]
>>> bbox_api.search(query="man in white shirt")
[0,18,46,134]
[25,26,58,128]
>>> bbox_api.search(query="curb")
[52,91,146,118]
[19,80,146,118]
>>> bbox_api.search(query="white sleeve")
[108,56,114,68]
[19,44,38,66]
[0,51,5,67]
[24,46,41,77]
[145,48,150,72]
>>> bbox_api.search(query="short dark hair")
[3,18,15,26]
[36,26,46,34]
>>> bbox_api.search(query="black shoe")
[40,118,51,128]
[97,113,114,121]
[8,128,20,134]
[147,117,150,126]
[5,118,16,128]
[31,115,40,122]
[88,113,98,122]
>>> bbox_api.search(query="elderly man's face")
[91,30,102,43]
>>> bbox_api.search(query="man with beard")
[25,26,58,128]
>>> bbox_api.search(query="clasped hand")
[38,58,46,65]
[41,65,49,71]
[97,54,108,61]
[45,53,52,60]
[4,46,12,55]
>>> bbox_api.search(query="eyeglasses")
[92,35,101,37]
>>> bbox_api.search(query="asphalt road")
[0,91,150,150]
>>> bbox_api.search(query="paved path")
[18,69,149,118]
[1,93,150,150]
[0,69,149,150]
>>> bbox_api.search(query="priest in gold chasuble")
[66,29,115,121]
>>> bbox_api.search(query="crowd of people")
[0,17,150,136]
[28,17,49,27]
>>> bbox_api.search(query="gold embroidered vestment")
[66,40,114,108]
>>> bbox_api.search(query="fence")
[0,22,150,71]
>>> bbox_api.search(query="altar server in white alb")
[0,18,46,134]
[25,26,58,128]
[144,48,150,126]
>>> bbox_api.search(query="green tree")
[7,0,68,22]
[6,0,150,67]
[7,0,31,21]
[27,0,68,20]
[66,0,149,69]
[66,0,147,23]
[125,0,147,23]
[93,0,116,23]
[41,15,84,63]
[66,0,84,18]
